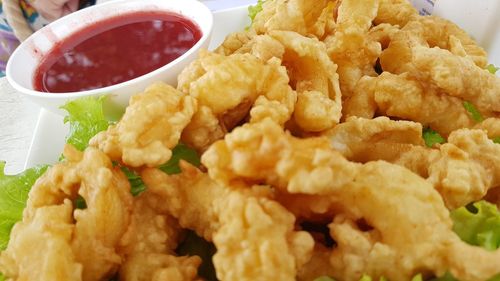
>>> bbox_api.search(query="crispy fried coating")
[119,191,201,281]
[392,129,500,209]
[410,46,500,113]
[374,0,418,27]
[325,0,381,97]
[297,244,337,281]
[381,17,488,71]
[215,29,257,56]
[379,17,498,113]
[177,50,296,151]
[0,145,134,281]
[324,117,500,209]
[91,82,197,167]
[0,202,83,281]
[215,30,343,132]
[141,164,314,281]
[344,72,476,136]
[202,118,500,281]
[268,31,342,131]
[252,0,336,39]
[474,118,500,139]
[324,116,424,161]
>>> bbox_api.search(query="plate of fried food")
[1,0,500,281]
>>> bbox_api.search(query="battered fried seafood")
[374,0,418,26]
[202,119,500,281]
[393,128,500,209]
[324,117,500,209]
[270,31,342,131]
[0,145,134,281]
[3,0,500,280]
[325,0,381,97]
[217,30,343,132]
[324,116,424,161]
[177,50,296,151]
[91,83,197,167]
[252,0,336,39]
[119,191,201,281]
[344,72,476,136]
[141,163,314,281]
[380,17,499,114]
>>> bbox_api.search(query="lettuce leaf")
[463,101,484,123]
[60,96,111,152]
[486,64,499,75]
[423,127,446,147]
[120,166,146,196]
[159,144,200,175]
[451,201,500,251]
[248,0,266,24]
[0,162,48,250]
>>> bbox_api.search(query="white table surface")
[0,77,39,174]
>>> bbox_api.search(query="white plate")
[24,3,500,169]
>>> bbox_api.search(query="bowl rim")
[6,0,213,99]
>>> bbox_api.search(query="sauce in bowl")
[33,11,202,93]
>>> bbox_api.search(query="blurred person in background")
[0,0,95,76]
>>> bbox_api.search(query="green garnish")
[159,144,201,175]
[120,166,146,196]
[0,162,48,250]
[60,96,111,152]
[463,101,484,122]
[423,127,446,147]
[248,0,266,24]
[492,137,500,144]
[451,201,500,251]
[486,64,499,75]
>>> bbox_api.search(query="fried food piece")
[474,118,500,139]
[324,117,500,209]
[374,0,418,27]
[232,33,286,62]
[296,244,337,281]
[119,191,201,281]
[215,30,343,132]
[393,129,500,209]
[410,46,500,113]
[178,51,296,151]
[91,82,197,167]
[344,72,475,136]
[379,18,497,113]
[366,23,401,49]
[202,118,359,194]
[325,0,381,97]
[0,145,134,281]
[202,119,500,281]
[381,16,488,71]
[252,0,336,39]
[0,202,83,281]
[141,164,314,281]
[324,116,424,161]
[215,29,257,56]
[268,31,342,131]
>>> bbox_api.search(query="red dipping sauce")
[33,11,202,93]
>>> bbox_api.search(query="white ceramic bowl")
[6,0,213,116]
